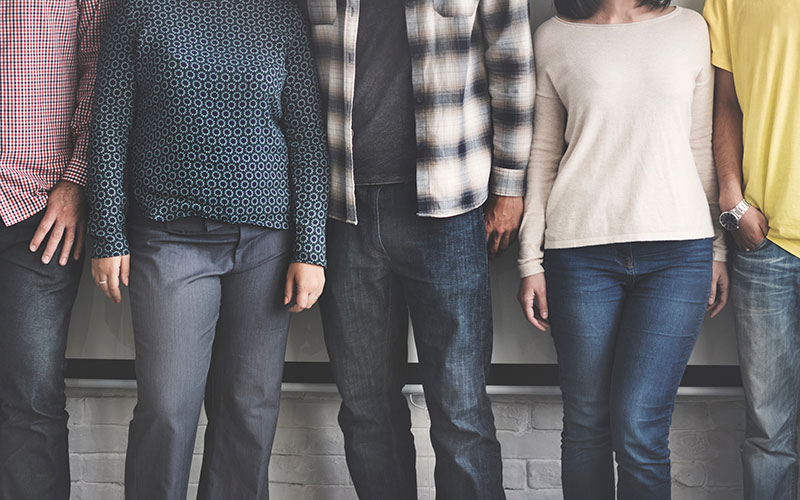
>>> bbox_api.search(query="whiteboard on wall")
[65,0,738,369]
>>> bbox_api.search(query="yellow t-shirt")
[703,0,800,257]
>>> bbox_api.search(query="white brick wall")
[65,388,745,500]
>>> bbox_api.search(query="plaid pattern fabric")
[303,0,534,223]
[0,0,112,226]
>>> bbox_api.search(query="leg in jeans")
[198,225,292,500]
[610,240,712,500]
[544,245,626,500]
[733,239,800,500]
[319,186,416,500]
[0,211,82,500]
[381,184,504,499]
[125,217,234,500]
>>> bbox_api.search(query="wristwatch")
[719,199,751,231]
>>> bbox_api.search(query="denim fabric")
[0,211,82,500]
[544,239,713,500]
[318,182,504,500]
[124,213,292,500]
[732,239,800,500]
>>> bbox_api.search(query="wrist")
[719,187,744,212]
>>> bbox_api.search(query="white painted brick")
[527,460,561,489]
[416,457,435,487]
[68,425,129,453]
[705,458,743,488]
[530,404,563,430]
[278,401,342,429]
[70,481,124,500]
[411,428,434,457]
[507,489,563,500]
[81,453,125,483]
[189,454,202,484]
[673,484,743,500]
[186,482,198,500]
[492,399,531,432]
[306,428,346,456]
[194,425,206,453]
[671,403,709,430]
[301,485,361,500]
[670,431,714,461]
[268,483,306,500]
[66,397,84,425]
[707,430,744,460]
[671,461,705,488]
[83,397,135,425]
[497,430,562,459]
[502,459,527,490]
[269,455,350,485]
[273,427,311,455]
[70,454,82,481]
[709,400,745,431]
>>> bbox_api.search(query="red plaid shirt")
[0,0,112,226]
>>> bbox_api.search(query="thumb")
[284,269,295,305]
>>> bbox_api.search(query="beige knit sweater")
[518,7,726,278]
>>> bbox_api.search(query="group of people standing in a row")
[0,0,797,499]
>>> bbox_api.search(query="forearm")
[712,68,745,209]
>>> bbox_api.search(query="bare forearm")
[712,68,744,209]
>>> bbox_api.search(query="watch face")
[720,212,739,231]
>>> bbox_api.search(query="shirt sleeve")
[703,0,733,72]
[692,51,728,262]
[86,0,138,259]
[478,0,535,198]
[517,67,565,277]
[280,8,331,267]
[63,0,115,186]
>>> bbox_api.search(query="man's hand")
[484,195,523,258]
[707,261,729,318]
[284,263,325,312]
[29,180,86,265]
[518,273,549,332]
[92,255,130,304]
[720,194,769,251]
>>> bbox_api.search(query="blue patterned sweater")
[87,0,329,266]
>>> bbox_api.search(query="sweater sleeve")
[691,54,727,262]
[86,0,138,259]
[517,68,565,277]
[281,7,330,267]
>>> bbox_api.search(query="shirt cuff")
[518,260,544,278]
[489,166,526,198]
[91,234,130,259]
[62,158,89,187]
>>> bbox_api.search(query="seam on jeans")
[374,185,390,257]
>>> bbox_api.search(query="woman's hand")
[707,260,729,318]
[284,263,325,312]
[518,273,549,332]
[91,255,130,304]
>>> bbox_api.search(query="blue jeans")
[0,210,82,500]
[318,183,504,500]
[125,213,293,500]
[732,239,800,500]
[544,239,713,500]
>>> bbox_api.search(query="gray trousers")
[125,213,292,500]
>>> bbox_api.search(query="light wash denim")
[318,183,505,500]
[0,210,82,500]
[124,212,293,500]
[732,238,800,500]
[544,239,713,500]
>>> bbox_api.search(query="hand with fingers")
[484,195,523,259]
[734,207,770,252]
[518,273,549,332]
[91,255,130,304]
[707,260,729,318]
[284,262,325,313]
[29,180,86,266]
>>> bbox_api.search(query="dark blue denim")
[319,183,504,500]
[0,210,83,500]
[732,239,800,500]
[544,239,713,500]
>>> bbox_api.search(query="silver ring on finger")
[98,280,108,285]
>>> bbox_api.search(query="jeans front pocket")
[433,0,479,17]
[306,0,337,24]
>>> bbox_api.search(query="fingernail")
[42,255,51,264]
[542,312,548,319]
[60,258,67,266]
[30,245,36,252]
